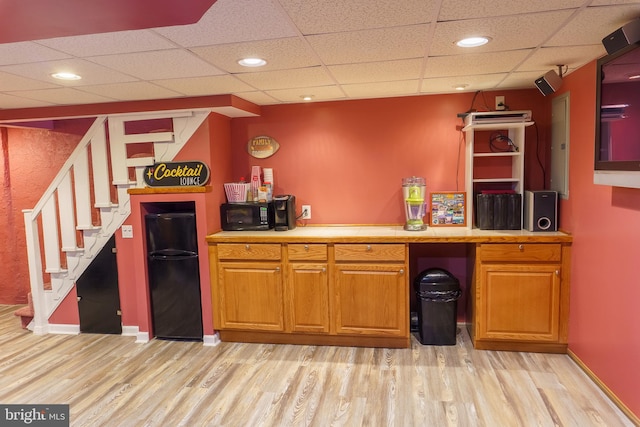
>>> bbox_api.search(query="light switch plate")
[122,225,133,239]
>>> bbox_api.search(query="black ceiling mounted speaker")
[534,70,562,96]
[602,18,640,55]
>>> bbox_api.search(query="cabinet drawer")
[288,244,327,261]
[479,243,561,262]
[334,244,405,262]
[217,243,281,261]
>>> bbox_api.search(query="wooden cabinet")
[334,244,408,337]
[210,240,410,348]
[470,243,570,353]
[286,244,329,333]
[215,243,284,331]
[207,227,571,352]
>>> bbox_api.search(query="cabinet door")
[478,263,560,342]
[218,262,284,331]
[287,263,329,333]
[334,264,407,337]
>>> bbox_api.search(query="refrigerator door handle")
[150,254,198,261]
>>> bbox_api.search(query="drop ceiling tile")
[265,85,346,103]
[0,59,139,86]
[0,42,72,66]
[438,0,584,20]
[191,38,320,73]
[154,0,298,47]
[342,80,421,98]
[420,74,508,94]
[278,0,435,34]
[88,49,225,80]
[308,25,430,65]
[497,71,548,90]
[10,87,116,105]
[37,30,177,57]
[546,4,640,46]
[235,91,280,105]
[328,59,424,84]
[0,93,54,109]
[235,67,335,90]
[430,11,573,56]
[0,71,59,91]
[518,45,606,72]
[424,50,531,78]
[78,82,183,101]
[153,75,256,96]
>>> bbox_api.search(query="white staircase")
[22,109,209,334]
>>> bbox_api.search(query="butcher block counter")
[206,226,572,352]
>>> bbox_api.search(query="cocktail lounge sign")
[143,161,210,187]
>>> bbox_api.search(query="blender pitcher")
[402,176,427,231]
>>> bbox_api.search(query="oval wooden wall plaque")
[248,135,280,158]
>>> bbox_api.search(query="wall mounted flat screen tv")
[594,42,640,188]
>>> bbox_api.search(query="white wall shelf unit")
[462,111,534,229]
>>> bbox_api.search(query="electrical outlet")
[301,205,311,219]
[495,95,505,110]
[121,225,133,239]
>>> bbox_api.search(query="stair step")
[62,247,84,253]
[126,156,155,167]
[14,293,34,329]
[76,225,101,231]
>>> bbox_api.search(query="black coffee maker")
[274,195,296,231]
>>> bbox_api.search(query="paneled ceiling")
[0,0,638,110]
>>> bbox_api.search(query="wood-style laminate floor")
[0,305,634,427]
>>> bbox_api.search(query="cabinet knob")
[321,267,326,273]
[366,245,372,252]
[245,244,250,250]
[518,244,524,251]
[304,245,309,251]
[399,269,405,275]
[555,270,560,276]
[275,267,280,272]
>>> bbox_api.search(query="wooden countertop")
[206,225,572,244]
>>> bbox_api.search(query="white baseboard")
[48,324,80,335]
[121,326,139,337]
[203,333,220,347]
[135,331,150,343]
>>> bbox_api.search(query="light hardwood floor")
[0,305,634,427]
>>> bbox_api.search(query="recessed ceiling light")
[51,72,81,80]
[301,95,314,101]
[238,57,267,67]
[454,84,468,91]
[456,36,491,48]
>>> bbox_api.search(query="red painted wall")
[230,90,550,225]
[230,90,550,321]
[556,62,640,418]
[0,124,84,304]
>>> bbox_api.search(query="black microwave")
[220,202,274,231]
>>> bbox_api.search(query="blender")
[402,176,427,231]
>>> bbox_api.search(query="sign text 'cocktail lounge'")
[143,161,210,187]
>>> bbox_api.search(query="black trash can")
[414,268,461,345]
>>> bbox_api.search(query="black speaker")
[602,18,640,55]
[534,70,562,96]
[524,191,557,232]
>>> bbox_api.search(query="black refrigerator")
[145,212,203,341]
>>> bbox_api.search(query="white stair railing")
[22,110,209,334]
